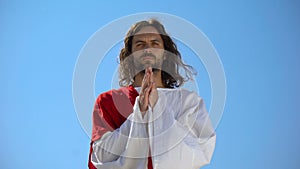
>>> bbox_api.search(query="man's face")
[131,26,165,72]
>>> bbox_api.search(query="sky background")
[1,0,300,169]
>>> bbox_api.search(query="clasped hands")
[139,67,158,116]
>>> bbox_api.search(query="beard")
[133,53,164,74]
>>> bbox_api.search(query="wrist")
[139,102,148,113]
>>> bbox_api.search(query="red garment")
[88,86,153,169]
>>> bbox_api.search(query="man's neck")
[133,70,165,88]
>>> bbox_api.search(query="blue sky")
[1,0,300,169]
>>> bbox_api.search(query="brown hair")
[118,19,196,88]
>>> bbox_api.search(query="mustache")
[140,53,156,58]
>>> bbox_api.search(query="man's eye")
[136,43,143,47]
[152,42,162,47]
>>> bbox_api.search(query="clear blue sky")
[1,0,300,169]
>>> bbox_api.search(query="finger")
[140,73,151,103]
[140,83,150,106]
[144,79,152,95]
[144,66,150,76]
[148,66,152,75]
[141,71,149,90]
[144,85,151,98]
[142,69,149,83]
[142,85,151,107]
[150,69,154,83]
[145,68,154,96]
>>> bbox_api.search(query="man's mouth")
[140,53,155,60]
[142,56,154,60]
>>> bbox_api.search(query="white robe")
[91,88,216,169]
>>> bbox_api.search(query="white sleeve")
[149,90,216,169]
[91,96,149,169]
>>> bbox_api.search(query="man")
[88,19,216,169]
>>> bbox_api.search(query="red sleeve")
[88,86,138,169]
[91,91,117,142]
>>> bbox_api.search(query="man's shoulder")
[178,88,203,102]
[180,88,199,96]
[97,86,128,99]
[159,87,200,97]
[180,88,203,101]
[96,86,138,103]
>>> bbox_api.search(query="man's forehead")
[132,33,162,40]
[134,26,161,35]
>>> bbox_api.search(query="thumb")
[152,82,157,90]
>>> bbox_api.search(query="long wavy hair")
[118,19,196,88]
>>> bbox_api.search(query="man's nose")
[143,43,152,53]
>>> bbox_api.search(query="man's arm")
[148,90,216,169]
[89,95,149,169]
[89,67,156,169]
